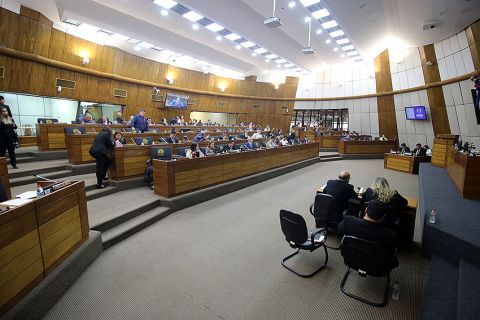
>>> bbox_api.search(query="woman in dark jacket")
[89,128,114,188]
[0,107,18,169]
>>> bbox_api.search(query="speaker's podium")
[0,180,90,315]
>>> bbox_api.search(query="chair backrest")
[180,128,191,132]
[134,137,153,145]
[312,193,338,227]
[176,147,188,157]
[37,118,58,124]
[151,146,172,161]
[279,209,308,245]
[215,144,224,153]
[341,236,392,276]
[64,127,86,135]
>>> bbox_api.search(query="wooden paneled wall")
[0,7,296,132]
[466,19,480,70]
[419,44,451,135]
[374,49,398,139]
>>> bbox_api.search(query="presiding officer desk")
[0,181,89,314]
[0,157,11,199]
[338,140,396,154]
[384,153,431,174]
[153,143,320,198]
[446,147,480,199]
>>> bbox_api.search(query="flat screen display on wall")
[165,93,189,110]
[405,106,427,120]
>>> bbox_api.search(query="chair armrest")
[310,228,326,244]
[309,203,315,215]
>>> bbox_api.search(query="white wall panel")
[419,90,429,108]
[451,83,463,105]
[442,38,453,57]
[462,49,475,74]
[442,85,454,107]
[438,59,448,80]
[370,112,379,135]
[457,31,469,50]
[445,55,457,78]
[453,51,466,76]
[450,34,460,54]
[434,42,444,59]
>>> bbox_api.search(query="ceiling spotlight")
[192,24,199,30]
[216,35,222,41]
[265,59,270,62]
[252,52,257,57]
[134,45,141,51]
[316,29,322,34]
[333,47,339,51]
[321,20,338,29]
[325,39,331,44]
[288,1,296,8]
[304,16,311,23]
[154,0,177,9]
[235,44,241,50]
[161,9,169,16]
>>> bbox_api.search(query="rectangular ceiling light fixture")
[206,23,224,32]
[139,42,154,48]
[254,48,267,54]
[153,0,178,9]
[225,33,241,41]
[347,51,358,56]
[329,30,345,37]
[299,0,320,7]
[276,59,287,64]
[127,38,141,44]
[321,20,338,29]
[336,38,350,45]
[183,11,203,22]
[265,54,278,59]
[342,45,355,50]
[98,29,114,36]
[241,41,255,48]
[112,33,130,41]
[311,9,330,19]
[62,18,82,26]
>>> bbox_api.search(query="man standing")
[89,128,114,189]
[324,171,358,222]
[131,109,148,133]
[0,96,12,117]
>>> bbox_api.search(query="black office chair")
[176,147,188,157]
[215,144,225,153]
[309,193,346,231]
[279,209,328,278]
[134,137,153,145]
[124,128,133,133]
[340,235,397,307]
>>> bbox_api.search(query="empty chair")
[279,209,328,278]
[64,127,86,135]
[340,235,398,307]
[310,193,348,231]
[176,147,188,157]
[134,137,153,145]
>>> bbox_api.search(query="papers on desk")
[16,191,38,200]
[0,198,33,208]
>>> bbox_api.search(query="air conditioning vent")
[152,94,164,102]
[0,67,4,78]
[188,99,198,106]
[55,78,76,90]
[113,88,127,98]
[281,105,289,113]
[252,104,261,110]
[217,101,227,108]
[62,18,81,26]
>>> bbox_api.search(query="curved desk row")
[153,143,320,198]
[338,140,397,154]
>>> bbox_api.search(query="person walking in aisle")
[0,107,18,169]
[89,128,114,188]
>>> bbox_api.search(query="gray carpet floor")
[43,159,427,320]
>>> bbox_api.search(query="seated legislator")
[165,133,179,144]
[361,177,408,230]
[379,134,387,141]
[82,113,94,124]
[243,137,257,150]
[279,137,289,146]
[205,142,217,156]
[222,141,239,153]
[97,115,112,125]
[398,143,410,154]
[252,129,263,139]
[338,200,399,269]
[113,131,126,147]
[185,143,205,159]
[193,132,206,142]
[412,143,427,156]
[323,171,358,221]
[115,112,125,124]
[266,138,277,149]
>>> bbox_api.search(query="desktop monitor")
[405,106,427,120]
[165,93,189,110]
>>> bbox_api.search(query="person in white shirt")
[266,138,277,149]
[252,129,263,139]
[280,137,289,146]
[379,134,387,141]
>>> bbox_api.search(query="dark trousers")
[91,152,110,185]
[0,144,16,167]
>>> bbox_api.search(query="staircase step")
[85,185,118,201]
[101,207,171,249]
[319,156,343,162]
[8,160,69,179]
[420,255,458,320]
[458,260,480,320]
[10,170,73,187]
[7,156,36,164]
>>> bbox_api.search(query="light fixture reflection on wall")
[274,83,280,90]
[166,74,175,84]
[79,50,90,65]
[218,83,227,92]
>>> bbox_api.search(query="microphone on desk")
[34,175,58,183]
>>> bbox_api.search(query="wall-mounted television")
[165,93,189,110]
[405,106,427,120]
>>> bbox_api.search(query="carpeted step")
[420,255,458,320]
[6,156,36,164]
[85,184,117,201]
[8,160,69,179]
[319,156,343,162]
[457,260,480,320]
[9,170,73,187]
[101,206,172,249]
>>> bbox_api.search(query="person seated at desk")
[341,134,351,141]
[338,200,399,269]
[264,125,271,131]
[205,142,217,156]
[178,115,185,125]
[265,138,277,149]
[324,171,358,221]
[379,134,387,141]
[115,112,125,124]
[243,137,257,150]
[159,117,168,126]
[82,113,94,124]
[113,131,126,147]
[186,143,205,159]
[165,133,179,144]
[287,131,296,144]
[252,129,263,139]
[399,143,410,154]
[222,141,239,153]
[182,135,189,142]
[424,145,432,156]
[97,115,112,125]
[361,177,407,231]
[413,143,427,156]
[279,137,289,146]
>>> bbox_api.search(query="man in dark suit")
[243,137,257,150]
[89,128,114,189]
[323,171,358,222]
[0,96,12,118]
[338,200,398,269]
[222,141,238,153]
[399,143,410,154]
[165,133,179,144]
[413,143,427,156]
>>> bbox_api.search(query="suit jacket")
[222,144,237,153]
[399,146,410,154]
[89,131,114,157]
[0,118,17,146]
[165,137,179,144]
[324,179,358,219]
[243,142,257,150]
[414,147,427,157]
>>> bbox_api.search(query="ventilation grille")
[217,101,227,108]
[281,105,289,112]
[188,99,198,105]
[252,104,261,110]
[55,78,76,90]
[152,94,164,102]
[0,67,4,78]
[113,88,127,98]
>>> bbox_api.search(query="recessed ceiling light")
[288,1,296,8]
[342,45,354,50]
[321,20,338,29]
[202,66,208,70]
[139,42,154,48]
[325,39,331,44]
[330,30,345,38]
[112,33,129,41]
[252,52,257,57]
[340,54,345,58]
[241,41,255,48]
[299,0,320,7]
[316,29,322,34]
[161,9,169,16]
[265,59,270,62]
[276,64,281,68]
[206,23,224,32]
[225,33,241,41]
[311,9,330,19]
[254,48,267,54]
[265,54,278,59]
[304,16,311,23]
[127,38,141,44]
[134,45,141,51]
[235,44,241,49]
[214,36,222,41]
[333,47,339,51]
[183,11,203,22]
[192,24,199,30]
[153,0,177,9]
[336,38,350,45]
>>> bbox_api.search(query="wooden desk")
[431,134,458,168]
[384,153,431,174]
[0,181,89,315]
[446,147,480,199]
[338,140,396,154]
[0,157,11,199]
[153,143,320,198]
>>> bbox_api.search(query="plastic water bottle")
[429,209,437,224]
[392,281,400,300]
